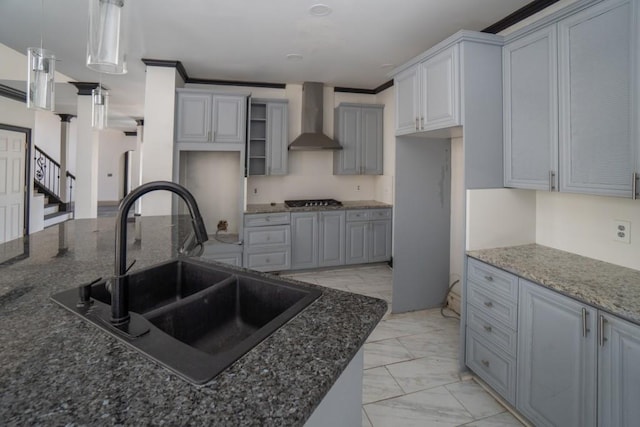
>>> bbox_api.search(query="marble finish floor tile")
[362,366,405,404]
[385,356,460,393]
[363,338,415,369]
[288,265,517,426]
[364,386,474,427]
[461,411,524,426]
[445,380,506,420]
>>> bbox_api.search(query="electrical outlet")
[356,185,361,191]
[613,220,631,244]
[217,220,228,232]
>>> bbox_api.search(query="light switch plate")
[613,220,631,244]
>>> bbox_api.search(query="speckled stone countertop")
[246,200,392,214]
[467,244,640,325]
[0,217,386,426]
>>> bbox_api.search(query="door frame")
[0,123,32,236]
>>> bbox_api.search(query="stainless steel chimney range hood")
[288,82,342,151]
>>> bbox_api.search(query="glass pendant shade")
[87,0,128,74]
[92,87,109,129]
[27,47,56,111]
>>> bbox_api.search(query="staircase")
[34,145,75,228]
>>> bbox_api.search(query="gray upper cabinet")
[598,312,640,427]
[175,90,246,144]
[517,279,597,427]
[558,0,637,197]
[334,104,384,175]
[394,45,460,135]
[503,26,558,190]
[248,99,288,176]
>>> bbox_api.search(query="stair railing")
[34,145,75,210]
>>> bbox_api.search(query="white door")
[0,128,26,243]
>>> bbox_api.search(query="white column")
[141,66,183,215]
[72,83,100,219]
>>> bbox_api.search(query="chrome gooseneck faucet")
[111,181,209,326]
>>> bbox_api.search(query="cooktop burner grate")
[284,199,343,208]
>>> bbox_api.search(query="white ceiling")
[0,0,531,129]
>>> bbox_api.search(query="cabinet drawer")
[467,304,517,356]
[468,280,518,329]
[346,209,392,221]
[244,226,290,248]
[467,258,518,302]
[466,328,516,405]
[244,212,290,227]
[243,248,290,272]
[346,210,369,221]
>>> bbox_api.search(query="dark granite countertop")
[0,216,386,426]
[246,200,392,214]
[468,244,640,325]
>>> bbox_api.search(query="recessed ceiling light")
[309,4,332,17]
[286,53,304,61]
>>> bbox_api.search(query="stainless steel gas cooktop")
[284,199,343,208]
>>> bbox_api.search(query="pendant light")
[87,0,128,74]
[27,0,56,111]
[92,80,109,129]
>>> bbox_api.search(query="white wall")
[97,130,137,202]
[33,110,61,160]
[536,192,640,270]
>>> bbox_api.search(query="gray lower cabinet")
[345,209,391,265]
[291,212,319,270]
[465,258,519,405]
[598,312,640,427]
[243,213,291,272]
[175,90,246,144]
[292,211,346,270]
[517,279,597,427]
[333,104,384,175]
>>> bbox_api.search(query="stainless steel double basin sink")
[51,258,322,384]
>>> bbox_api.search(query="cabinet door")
[517,279,597,427]
[394,65,420,135]
[176,92,211,142]
[504,26,559,190]
[334,106,360,175]
[558,0,636,197]
[369,220,391,263]
[345,221,368,265]
[361,107,383,175]
[266,102,288,175]
[212,95,246,143]
[598,312,640,427]
[421,45,460,131]
[291,212,318,269]
[318,211,345,267]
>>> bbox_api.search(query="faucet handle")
[77,277,102,308]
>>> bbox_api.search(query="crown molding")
[0,83,26,103]
[69,82,103,95]
[482,0,561,34]
[57,114,76,122]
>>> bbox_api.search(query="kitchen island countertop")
[246,200,392,214]
[0,217,386,426]
[468,244,640,325]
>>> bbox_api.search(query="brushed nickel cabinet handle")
[550,171,556,192]
[633,172,638,200]
[582,308,589,337]
[599,315,608,347]
[415,117,419,130]
[481,359,490,368]
[484,275,493,282]
[420,117,424,129]
[483,325,492,332]
[484,301,493,308]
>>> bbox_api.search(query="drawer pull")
[483,325,492,332]
[481,359,490,368]
[484,275,493,282]
[484,301,493,308]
